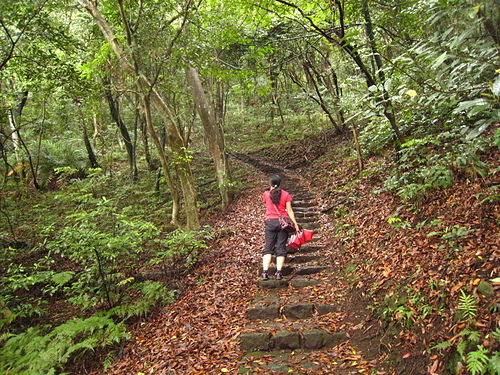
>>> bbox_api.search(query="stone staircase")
[238,175,348,370]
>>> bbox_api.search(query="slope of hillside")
[100,132,498,374]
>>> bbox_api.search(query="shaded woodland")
[0,0,499,374]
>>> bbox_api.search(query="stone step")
[286,254,321,264]
[246,301,338,321]
[293,201,317,208]
[287,244,323,254]
[240,329,348,352]
[298,244,324,251]
[294,210,320,218]
[296,265,329,275]
[293,206,319,213]
[255,276,320,291]
[300,222,321,230]
[260,264,329,277]
[257,279,289,289]
[296,217,319,224]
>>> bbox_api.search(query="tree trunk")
[186,65,233,207]
[351,120,364,174]
[103,80,138,180]
[142,96,181,226]
[80,113,100,169]
[8,90,41,188]
[79,0,199,229]
[303,60,341,132]
[361,0,404,146]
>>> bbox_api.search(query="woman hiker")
[262,175,300,280]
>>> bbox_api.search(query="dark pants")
[264,219,288,257]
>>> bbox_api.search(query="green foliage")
[150,227,213,273]
[384,130,495,203]
[431,292,500,375]
[387,217,411,229]
[0,315,129,375]
[467,346,490,375]
[458,289,477,321]
[37,139,89,187]
[427,225,475,251]
[108,281,172,319]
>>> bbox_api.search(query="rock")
[316,304,337,315]
[257,279,289,289]
[272,331,301,350]
[324,332,348,347]
[240,332,271,351]
[296,266,329,275]
[301,329,330,349]
[283,303,314,320]
[477,280,494,296]
[246,305,281,321]
[290,279,320,288]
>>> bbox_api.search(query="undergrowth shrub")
[0,179,214,373]
[383,129,497,203]
[431,289,500,375]
[0,315,129,375]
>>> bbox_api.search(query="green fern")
[431,340,453,350]
[460,328,481,342]
[0,315,129,374]
[488,353,500,375]
[458,289,477,320]
[457,340,468,357]
[467,346,489,375]
[492,328,500,342]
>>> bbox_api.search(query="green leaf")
[466,121,491,141]
[492,75,500,96]
[489,352,500,375]
[466,346,489,375]
[431,52,448,70]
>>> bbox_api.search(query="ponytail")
[270,187,282,205]
[269,175,282,205]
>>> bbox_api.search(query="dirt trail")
[104,155,420,375]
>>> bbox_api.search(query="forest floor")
[92,133,499,375]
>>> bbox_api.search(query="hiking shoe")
[262,272,269,280]
[275,271,283,280]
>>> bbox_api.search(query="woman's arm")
[286,201,300,232]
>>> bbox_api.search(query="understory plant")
[0,187,214,374]
[431,289,500,375]
[384,128,497,204]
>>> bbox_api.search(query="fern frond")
[492,328,500,342]
[466,346,489,375]
[431,341,453,350]
[458,289,477,320]
[488,352,500,375]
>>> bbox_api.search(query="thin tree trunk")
[186,65,232,207]
[351,120,364,174]
[142,96,181,225]
[8,91,41,188]
[303,61,342,132]
[81,114,100,169]
[361,0,404,146]
[274,0,404,145]
[79,0,199,229]
[103,79,138,180]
